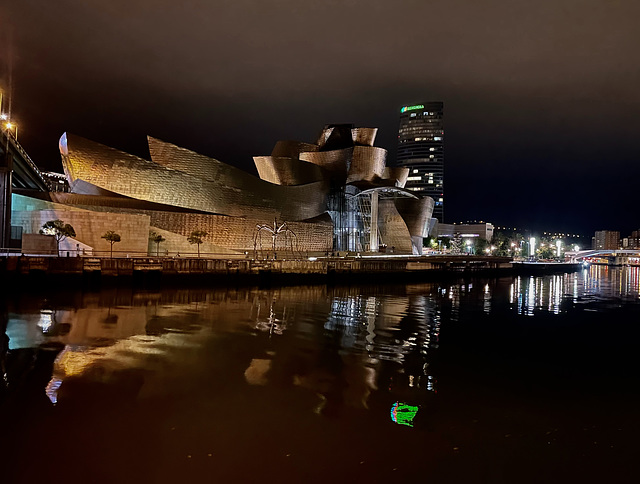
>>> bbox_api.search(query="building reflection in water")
[241,286,442,422]
[4,267,638,425]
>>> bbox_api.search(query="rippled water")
[1,266,639,483]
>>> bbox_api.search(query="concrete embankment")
[0,255,582,287]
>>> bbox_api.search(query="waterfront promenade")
[0,254,581,285]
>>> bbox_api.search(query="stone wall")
[148,212,333,253]
[12,193,333,255]
[12,209,150,256]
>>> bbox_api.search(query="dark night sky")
[2,0,640,235]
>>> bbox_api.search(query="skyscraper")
[396,102,444,221]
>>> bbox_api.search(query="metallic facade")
[61,133,328,222]
[36,122,438,255]
[253,156,325,186]
[254,124,436,254]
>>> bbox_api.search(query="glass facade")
[396,102,444,221]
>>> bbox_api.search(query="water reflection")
[2,269,640,482]
[2,266,640,415]
[509,266,640,315]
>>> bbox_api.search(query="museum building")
[12,124,434,256]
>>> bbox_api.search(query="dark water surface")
[2,266,640,483]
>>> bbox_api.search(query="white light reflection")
[483,284,491,314]
[45,377,63,404]
[37,310,55,333]
[526,276,535,316]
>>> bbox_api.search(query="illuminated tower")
[396,102,444,221]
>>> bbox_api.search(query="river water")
[1,266,639,483]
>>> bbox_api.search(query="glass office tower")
[396,102,444,221]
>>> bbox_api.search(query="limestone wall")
[12,193,333,255]
[12,209,150,256]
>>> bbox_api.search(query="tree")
[537,244,555,260]
[187,230,208,257]
[39,219,76,256]
[101,231,121,258]
[474,237,489,255]
[150,231,166,256]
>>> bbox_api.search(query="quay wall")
[0,256,581,287]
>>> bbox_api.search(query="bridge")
[1,127,50,247]
[565,249,640,265]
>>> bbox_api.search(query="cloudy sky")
[2,0,640,234]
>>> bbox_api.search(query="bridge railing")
[2,129,50,189]
[566,249,640,261]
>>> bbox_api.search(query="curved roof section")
[382,167,409,188]
[60,133,328,221]
[253,156,325,186]
[148,136,251,186]
[346,146,386,184]
[316,124,354,151]
[299,148,352,178]
[351,128,377,146]
[394,196,435,238]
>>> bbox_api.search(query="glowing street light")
[4,121,17,140]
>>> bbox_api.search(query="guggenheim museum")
[12,124,435,256]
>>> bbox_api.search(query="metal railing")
[2,129,50,189]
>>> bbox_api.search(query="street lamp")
[4,121,17,140]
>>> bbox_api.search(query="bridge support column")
[0,162,12,250]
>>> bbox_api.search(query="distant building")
[594,230,620,250]
[434,222,494,241]
[626,229,640,248]
[396,102,444,221]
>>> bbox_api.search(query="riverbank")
[0,255,583,287]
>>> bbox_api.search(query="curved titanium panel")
[382,167,409,188]
[394,196,435,238]
[60,133,328,222]
[253,156,325,186]
[148,136,252,185]
[299,148,352,178]
[351,128,378,146]
[377,199,413,253]
[315,126,334,147]
[270,140,318,158]
[346,146,386,184]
